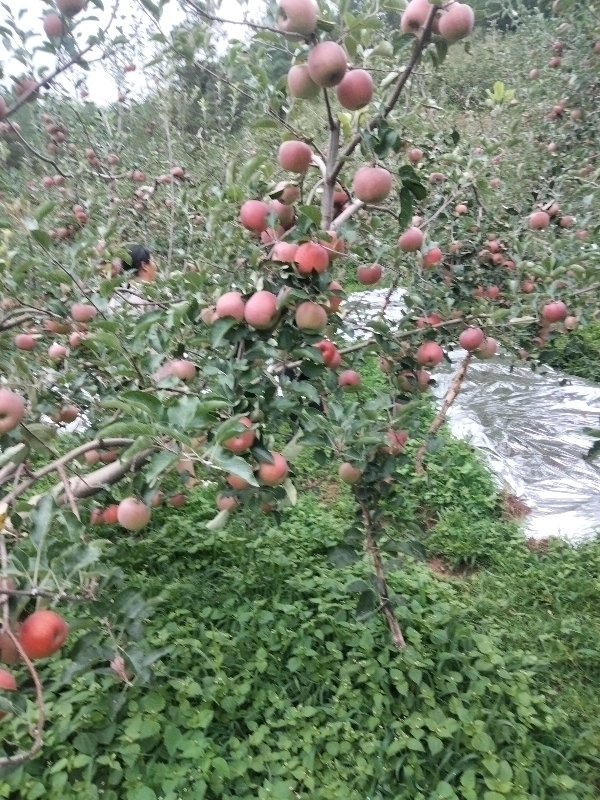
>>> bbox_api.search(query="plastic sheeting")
[348,289,600,542]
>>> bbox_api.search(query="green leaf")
[356,589,377,620]
[163,724,182,756]
[298,205,322,227]
[31,229,52,249]
[127,788,157,800]
[282,478,297,505]
[0,443,28,470]
[398,186,413,230]
[137,0,160,19]
[211,450,258,487]
[211,316,238,348]
[34,200,57,221]
[103,390,162,419]
[89,330,123,352]
[329,546,359,566]
[144,450,180,486]
[30,494,54,547]
[20,423,58,452]
[471,731,495,752]
[97,421,155,438]
[427,735,443,755]
[241,154,268,183]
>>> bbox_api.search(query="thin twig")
[57,464,80,520]
[0,629,46,767]
[0,587,90,602]
[0,312,32,332]
[182,0,307,39]
[10,127,69,177]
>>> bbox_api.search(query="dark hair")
[122,244,151,274]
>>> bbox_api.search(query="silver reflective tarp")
[348,289,600,541]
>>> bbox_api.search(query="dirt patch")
[525,537,551,552]
[319,481,340,503]
[427,557,476,579]
[502,491,531,520]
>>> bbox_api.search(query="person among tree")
[108,244,158,310]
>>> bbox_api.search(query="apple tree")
[0,0,598,765]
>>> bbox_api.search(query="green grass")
[541,322,600,383]
[7,405,600,799]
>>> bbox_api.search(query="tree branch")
[0,438,134,501]
[0,628,45,768]
[354,489,405,648]
[3,1,120,121]
[415,352,471,474]
[182,0,309,39]
[322,121,340,230]
[331,198,365,229]
[331,5,437,184]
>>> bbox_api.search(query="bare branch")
[354,489,405,648]
[53,446,158,504]
[0,438,134,501]
[182,0,309,39]
[0,312,33,332]
[331,199,365,229]
[415,352,471,474]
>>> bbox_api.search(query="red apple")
[338,462,362,484]
[0,668,17,717]
[335,69,374,110]
[352,166,393,203]
[277,0,317,35]
[14,333,36,350]
[216,291,245,321]
[357,263,383,285]
[287,64,320,99]
[0,389,25,434]
[438,2,474,43]
[415,341,444,367]
[244,291,278,329]
[19,610,68,659]
[258,452,289,485]
[422,247,442,267]
[398,226,424,252]
[239,200,270,234]
[278,140,313,173]
[295,301,328,333]
[307,41,347,87]
[223,417,255,454]
[458,327,484,351]
[294,241,329,275]
[338,369,361,390]
[541,301,567,323]
[117,498,151,531]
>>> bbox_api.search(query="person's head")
[121,244,157,282]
